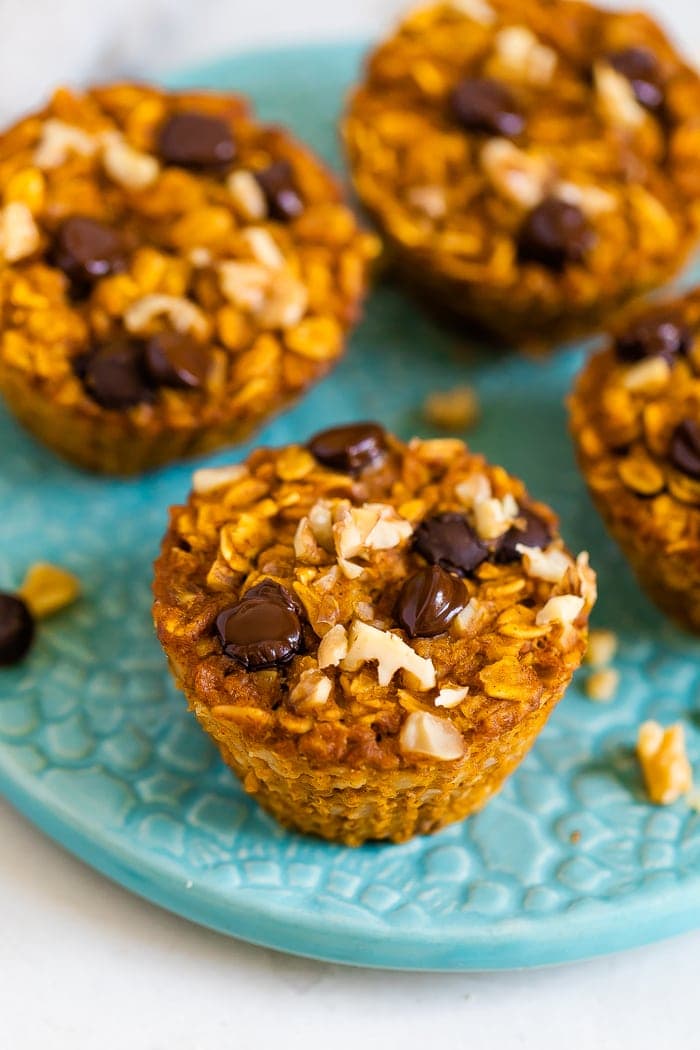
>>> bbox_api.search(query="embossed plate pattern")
[2,42,700,970]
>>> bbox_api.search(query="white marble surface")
[3,1,700,1046]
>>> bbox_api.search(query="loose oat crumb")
[423,385,480,431]
[585,667,619,702]
[637,720,693,804]
[18,563,80,619]
[585,628,618,668]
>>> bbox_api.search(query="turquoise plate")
[2,42,700,971]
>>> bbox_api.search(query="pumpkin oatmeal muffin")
[0,84,376,474]
[570,289,700,633]
[153,423,596,845]
[343,0,700,347]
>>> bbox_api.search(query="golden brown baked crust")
[570,289,700,632]
[0,84,377,473]
[153,429,596,844]
[343,0,700,347]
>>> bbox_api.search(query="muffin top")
[344,0,700,304]
[153,425,596,770]
[0,84,376,430]
[570,289,700,546]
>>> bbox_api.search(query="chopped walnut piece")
[423,385,479,430]
[621,356,670,395]
[473,493,519,540]
[17,563,80,619]
[518,544,572,583]
[227,169,267,221]
[101,132,159,190]
[317,623,349,667]
[124,294,209,339]
[332,502,412,569]
[242,226,285,269]
[585,667,619,702]
[341,619,436,690]
[434,684,469,708]
[0,202,40,262]
[536,594,584,627]
[399,710,465,760]
[637,721,693,804]
[33,119,96,169]
[451,0,495,25]
[455,474,492,507]
[594,63,646,130]
[480,139,551,209]
[192,464,248,495]
[493,26,557,85]
[555,180,615,218]
[289,668,332,708]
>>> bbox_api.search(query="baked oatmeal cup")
[343,0,700,347]
[570,289,700,633]
[0,84,377,474]
[153,423,596,845]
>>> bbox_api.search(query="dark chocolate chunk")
[450,77,525,137]
[52,216,127,293]
[608,47,664,110]
[615,315,690,364]
[157,112,236,170]
[669,419,700,479]
[255,160,304,221]
[308,422,387,475]
[494,508,553,563]
[216,579,303,669]
[517,198,592,271]
[78,338,152,409]
[395,564,466,638]
[0,593,35,666]
[412,512,488,577]
[144,332,210,389]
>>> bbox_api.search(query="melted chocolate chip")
[144,332,210,389]
[450,77,525,137]
[255,161,304,221]
[669,419,700,479]
[608,47,664,110]
[78,338,152,409]
[157,112,236,171]
[52,216,127,294]
[615,315,690,364]
[216,580,303,669]
[494,509,552,563]
[412,512,488,577]
[395,565,466,638]
[0,593,35,666]
[308,422,387,475]
[517,198,592,271]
